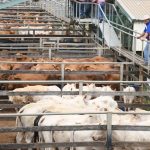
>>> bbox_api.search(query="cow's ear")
[85,83,89,86]
[83,65,90,70]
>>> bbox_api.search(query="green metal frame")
[115,1,132,23]
[0,0,28,9]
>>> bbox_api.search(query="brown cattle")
[7,74,50,90]
[0,56,120,90]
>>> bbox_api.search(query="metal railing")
[0,111,150,149]
[38,0,70,22]
[68,0,150,68]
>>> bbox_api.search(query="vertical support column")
[40,38,42,48]
[49,48,52,59]
[113,52,117,62]
[133,36,136,64]
[33,29,35,37]
[106,112,112,150]
[120,63,124,91]
[79,81,83,95]
[125,58,129,81]
[56,39,59,51]
[119,31,122,55]
[139,66,144,91]
[61,63,65,96]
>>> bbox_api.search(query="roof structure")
[115,0,150,21]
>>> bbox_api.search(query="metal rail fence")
[0,112,150,149]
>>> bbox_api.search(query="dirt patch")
[0,120,16,143]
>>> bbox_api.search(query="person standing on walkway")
[137,15,150,65]
[93,0,106,22]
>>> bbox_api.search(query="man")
[78,0,91,19]
[92,0,106,22]
[137,15,150,65]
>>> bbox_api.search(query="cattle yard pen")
[0,110,150,149]
[0,1,150,150]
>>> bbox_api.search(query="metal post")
[61,63,65,95]
[102,17,105,48]
[79,81,83,95]
[79,2,81,22]
[49,48,52,59]
[133,36,136,63]
[91,3,93,22]
[108,24,111,49]
[139,66,144,91]
[108,4,111,21]
[33,29,35,37]
[57,39,59,51]
[120,63,124,91]
[75,2,77,19]
[106,112,112,150]
[125,58,129,81]
[40,38,42,48]
[119,30,122,54]
[148,41,150,67]
[28,25,30,35]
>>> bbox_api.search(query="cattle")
[9,85,61,104]
[123,86,136,111]
[0,56,120,90]
[38,114,103,150]
[7,74,50,90]
[91,106,150,150]
[9,83,116,105]
[37,96,118,150]
[12,25,53,35]
[16,95,118,147]
[0,26,16,35]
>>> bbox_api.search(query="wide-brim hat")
[143,15,150,20]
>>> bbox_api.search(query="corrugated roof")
[115,0,150,21]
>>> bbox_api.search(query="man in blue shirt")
[137,15,150,65]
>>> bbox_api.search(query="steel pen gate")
[0,111,150,150]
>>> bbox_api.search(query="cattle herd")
[8,84,149,150]
[0,6,149,150]
[0,55,120,90]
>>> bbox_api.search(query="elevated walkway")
[67,0,150,73]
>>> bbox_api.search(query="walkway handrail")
[37,0,149,66]
[38,0,70,22]
[110,21,141,36]
[111,3,124,26]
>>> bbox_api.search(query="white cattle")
[15,95,90,146]
[62,83,78,98]
[9,85,61,104]
[11,25,52,35]
[92,109,150,150]
[16,95,118,147]
[38,114,105,150]
[123,86,136,111]
[62,84,115,99]
[99,85,115,98]
[36,96,118,150]
[16,102,48,147]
